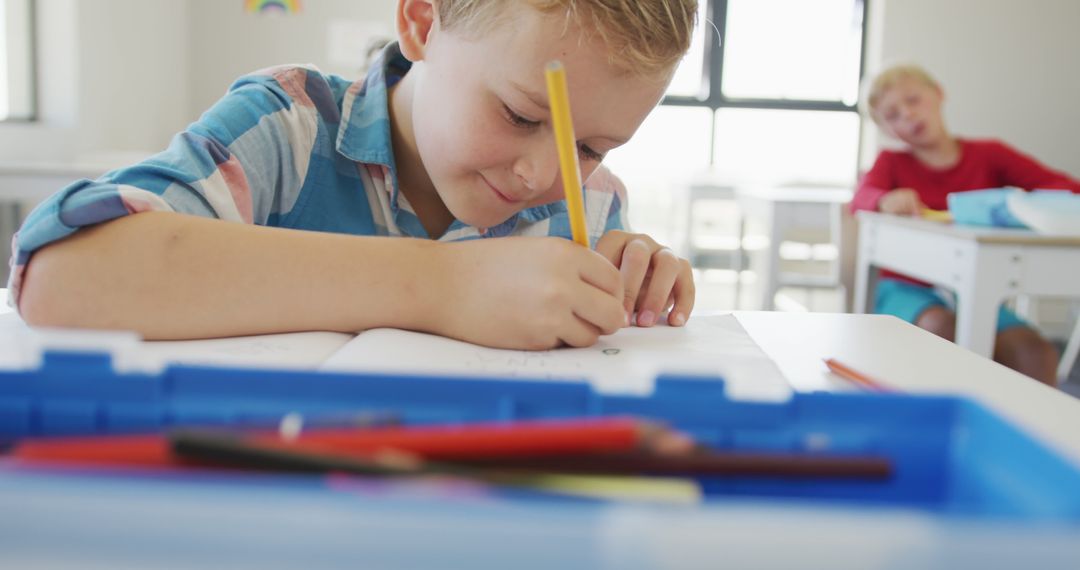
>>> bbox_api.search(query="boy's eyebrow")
[510,80,551,111]
[509,81,630,146]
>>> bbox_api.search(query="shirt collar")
[335,42,411,175]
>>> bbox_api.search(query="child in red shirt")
[852,64,1080,386]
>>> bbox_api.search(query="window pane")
[604,106,712,243]
[0,0,34,120]
[712,108,859,184]
[721,0,863,104]
[665,0,710,98]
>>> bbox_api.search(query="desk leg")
[734,213,745,309]
[1060,317,1080,383]
[953,248,1013,359]
[954,290,1001,359]
[759,203,782,311]
[853,219,878,314]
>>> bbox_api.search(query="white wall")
[862,0,1080,178]
[187,0,396,119]
[78,0,190,155]
[0,0,190,165]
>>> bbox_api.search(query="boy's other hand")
[437,237,626,350]
[879,188,926,216]
[595,230,695,328]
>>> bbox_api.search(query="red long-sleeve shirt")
[852,138,1080,213]
[852,138,1080,287]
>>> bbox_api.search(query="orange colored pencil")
[823,358,896,393]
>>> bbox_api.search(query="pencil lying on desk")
[824,358,897,393]
[545,60,590,247]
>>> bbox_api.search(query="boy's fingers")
[666,259,695,327]
[573,284,627,335]
[578,251,624,301]
[619,239,652,316]
[559,315,604,348]
[593,231,628,267]
[635,248,680,327]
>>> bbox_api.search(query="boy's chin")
[450,208,517,231]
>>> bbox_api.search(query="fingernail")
[638,310,655,327]
[671,312,686,326]
[624,311,631,327]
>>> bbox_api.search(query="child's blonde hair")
[863,63,941,122]
[437,0,698,77]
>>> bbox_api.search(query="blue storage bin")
[2,349,1080,521]
[947,187,1028,227]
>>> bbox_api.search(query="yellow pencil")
[544,60,590,248]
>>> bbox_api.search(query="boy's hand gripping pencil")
[545,60,590,248]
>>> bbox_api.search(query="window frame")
[662,0,869,161]
[0,0,38,122]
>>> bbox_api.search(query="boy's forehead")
[464,3,670,141]
[885,75,934,96]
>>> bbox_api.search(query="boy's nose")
[512,138,560,196]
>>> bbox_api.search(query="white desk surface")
[858,210,1080,245]
[736,311,1080,469]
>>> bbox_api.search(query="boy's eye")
[578,143,604,162]
[502,104,541,129]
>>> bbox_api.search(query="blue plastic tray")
[3,349,1080,520]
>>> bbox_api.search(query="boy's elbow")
[17,245,82,328]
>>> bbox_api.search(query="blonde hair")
[437,0,698,77]
[863,63,941,121]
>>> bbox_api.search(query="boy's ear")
[397,0,437,62]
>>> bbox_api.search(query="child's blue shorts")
[874,279,1028,332]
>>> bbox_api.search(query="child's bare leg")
[994,327,1060,387]
[915,305,956,342]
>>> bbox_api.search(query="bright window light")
[0,0,35,121]
[722,0,864,105]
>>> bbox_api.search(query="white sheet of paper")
[0,312,357,371]
[320,314,791,400]
[141,331,356,369]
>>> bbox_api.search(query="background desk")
[681,178,851,311]
[853,211,1080,380]
[737,186,852,310]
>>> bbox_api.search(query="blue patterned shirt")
[8,43,630,309]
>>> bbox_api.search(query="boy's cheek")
[526,185,569,207]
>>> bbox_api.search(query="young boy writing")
[852,64,1080,385]
[9,0,699,350]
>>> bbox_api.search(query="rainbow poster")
[244,0,302,15]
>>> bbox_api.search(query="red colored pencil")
[250,416,652,460]
[7,416,665,468]
[824,358,896,393]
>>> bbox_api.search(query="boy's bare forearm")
[18,212,444,339]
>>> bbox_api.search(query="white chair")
[680,180,745,301]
